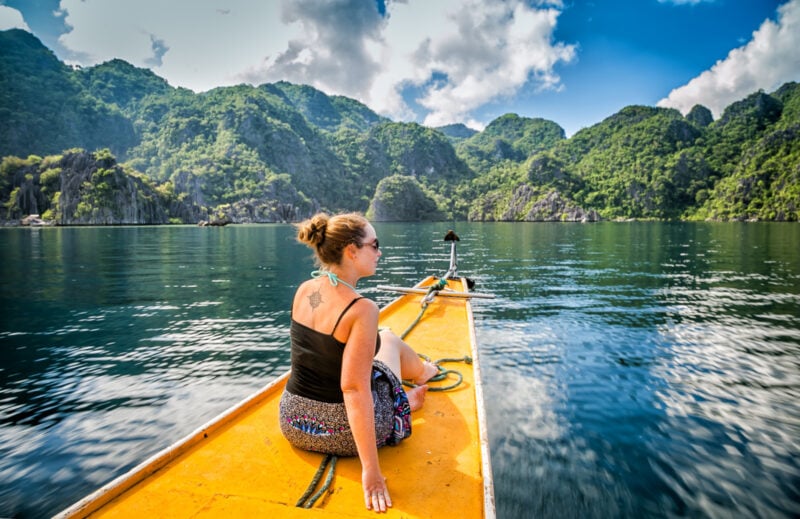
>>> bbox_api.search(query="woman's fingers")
[365,487,392,512]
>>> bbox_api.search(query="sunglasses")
[361,239,379,250]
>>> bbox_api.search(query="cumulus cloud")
[50,0,575,126]
[239,0,385,102]
[240,0,575,126]
[0,5,31,31]
[397,1,576,127]
[658,0,800,117]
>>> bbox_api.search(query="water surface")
[0,223,798,518]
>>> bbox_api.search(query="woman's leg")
[375,330,438,384]
[374,330,434,411]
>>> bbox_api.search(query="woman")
[279,212,438,513]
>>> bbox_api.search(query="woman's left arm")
[340,300,392,512]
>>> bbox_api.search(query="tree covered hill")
[461,87,800,222]
[1,28,798,224]
[0,30,137,159]
[456,113,566,175]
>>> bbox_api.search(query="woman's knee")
[380,329,408,353]
[379,328,400,344]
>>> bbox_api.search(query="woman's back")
[291,278,366,343]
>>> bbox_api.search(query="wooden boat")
[55,232,495,518]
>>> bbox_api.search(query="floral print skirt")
[279,360,412,456]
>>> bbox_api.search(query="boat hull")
[56,276,494,518]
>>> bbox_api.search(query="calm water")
[1,223,798,518]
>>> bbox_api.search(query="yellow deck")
[56,276,494,519]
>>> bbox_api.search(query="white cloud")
[403,1,576,127]
[238,0,385,102]
[239,0,578,126]
[0,5,31,31]
[658,0,800,117]
[50,0,575,126]
[56,0,296,91]
[338,0,575,126]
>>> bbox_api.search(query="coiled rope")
[398,277,471,391]
[404,354,472,392]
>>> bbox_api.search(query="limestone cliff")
[0,149,315,225]
[1,150,197,225]
[366,175,445,222]
[470,186,599,222]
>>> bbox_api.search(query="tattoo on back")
[308,287,323,310]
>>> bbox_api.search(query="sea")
[1,222,798,518]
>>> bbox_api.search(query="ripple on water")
[475,243,800,518]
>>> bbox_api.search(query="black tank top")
[286,297,382,403]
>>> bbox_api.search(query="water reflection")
[653,283,800,517]
[0,225,303,516]
[467,223,800,518]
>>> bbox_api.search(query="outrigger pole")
[375,286,495,300]
[444,229,460,280]
[377,230,493,305]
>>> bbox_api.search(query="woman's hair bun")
[297,213,329,246]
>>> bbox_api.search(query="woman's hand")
[363,467,392,513]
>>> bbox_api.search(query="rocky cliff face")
[1,150,196,225]
[0,149,318,225]
[470,185,599,222]
[366,175,445,222]
[55,151,169,224]
[3,30,798,224]
[515,188,600,222]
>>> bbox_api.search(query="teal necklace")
[311,270,358,292]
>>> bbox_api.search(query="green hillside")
[1,29,797,224]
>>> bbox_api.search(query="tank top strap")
[330,297,365,336]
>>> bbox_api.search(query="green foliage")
[4,187,20,217]
[772,82,800,127]
[0,155,27,195]
[79,58,171,111]
[0,30,136,159]
[461,91,798,221]
[456,114,565,174]
[40,167,61,192]
[540,106,706,219]
[367,175,445,221]
[686,105,713,128]
[369,122,473,187]
[0,148,196,224]
[692,124,800,221]
[0,155,48,218]
[269,81,386,133]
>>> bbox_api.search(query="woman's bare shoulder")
[353,295,379,313]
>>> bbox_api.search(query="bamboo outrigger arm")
[377,285,495,299]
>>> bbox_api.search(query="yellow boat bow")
[56,240,495,518]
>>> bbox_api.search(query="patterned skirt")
[279,360,412,456]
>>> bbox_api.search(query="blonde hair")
[296,212,368,266]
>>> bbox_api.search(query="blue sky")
[1,0,798,136]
